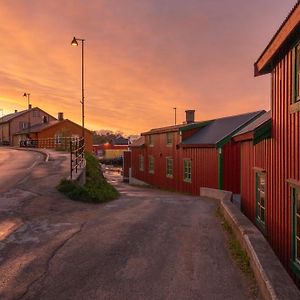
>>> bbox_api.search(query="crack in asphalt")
[16,222,86,300]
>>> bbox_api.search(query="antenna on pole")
[173,107,177,125]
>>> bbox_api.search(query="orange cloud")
[0,0,296,134]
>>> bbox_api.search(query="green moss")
[57,152,119,203]
[216,207,251,274]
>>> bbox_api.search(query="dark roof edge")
[216,110,266,148]
[254,1,300,76]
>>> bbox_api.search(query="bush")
[57,152,119,203]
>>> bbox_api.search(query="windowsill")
[287,178,300,189]
[255,218,267,235]
[149,171,154,174]
[253,167,266,173]
[166,175,173,179]
[184,179,191,183]
[289,101,300,114]
[166,143,173,147]
[149,144,154,147]
[290,260,300,278]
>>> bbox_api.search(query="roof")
[111,136,129,145]
[182,110,265,147]
[142,124,185,135]
[129,136,145,148]
[233,111,272,144]
[141,120,212,135]
[0,109,30,123]
[15,120,60,134]
[0,107,56,124]
[15,119,92,135]
[255,1,300,76]
[233,111,271,137]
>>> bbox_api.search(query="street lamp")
[23,92,31,129]
[173,107,177,125]
[23,92,30,108]
[71,36,85,139]
[0,108,3,143]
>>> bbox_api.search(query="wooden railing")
[70,137,85,179]
[19,137,85,179]
[20,137,74,151]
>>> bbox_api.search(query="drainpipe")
[218,147,223,190]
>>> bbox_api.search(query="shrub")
[57,152,119,203]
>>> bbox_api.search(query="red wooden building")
[234,2,300,283]
[129,110,264,195]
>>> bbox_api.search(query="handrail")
[70,137,85,179]
[19,136,85,179]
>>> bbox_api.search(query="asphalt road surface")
[0,151,259,300]
[0,148,43,193]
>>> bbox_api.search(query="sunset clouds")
[0,0,296,134]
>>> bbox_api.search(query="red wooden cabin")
[129,110,264,195]
[235,2,300,283]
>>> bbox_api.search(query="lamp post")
[173,107,177,125]
[71,36,85,139]
[0,108,3,143]
[23,92,31,129]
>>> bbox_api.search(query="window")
[292,187,300,277]
[166,157,173,178]
[166,132,173,146]
[256,172,266,232]
[33,110,40,117]
[183,159,192,182]
[19,122,28,129]
[295,44,300,102]
[139,155,144,171]
[149,135,154,146]
[149,156,154,174]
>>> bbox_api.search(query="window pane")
[297,238,300,263]
[260,208,265,222]
[297,190,300,214]
[296,46,300,100]
[297,215,300,236]
[260,195,265,207]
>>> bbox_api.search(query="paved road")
[0,154,258,300]
[0,148,43,193]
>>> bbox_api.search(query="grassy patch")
[216,207,251,274]
[57,152,119,203]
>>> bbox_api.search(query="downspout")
[8,122,11,145]
[218,147,223,190]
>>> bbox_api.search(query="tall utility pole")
[0,108,3,143]
[71,36,85,139]
[23,93,31,129]
[173,107,177,125]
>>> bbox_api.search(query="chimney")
[58,112,64,121]
[15,109,18,113]
[28,104,32,109]
[185,110,195,124]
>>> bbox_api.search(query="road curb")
[200,187,300,300]
[12,147,51,162]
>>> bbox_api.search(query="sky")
[0,0,297,135]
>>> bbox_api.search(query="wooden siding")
[37,120,93,152]
[178,147,218,194]
[123,151,131,181]
[241,47,300,283]
[130,131,219,195]
[269,50,300,274]
[223,141,241,194]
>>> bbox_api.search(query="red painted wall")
[178,147,218,194]
[223,141,241,194]
[240,49,300,283]
[130,130,219,195]
[123,151,131,180]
